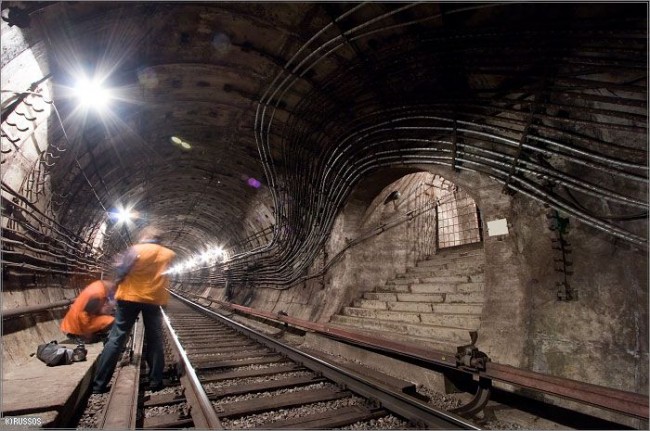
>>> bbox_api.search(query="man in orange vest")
[60,279,116,344]
[92,226,176,394]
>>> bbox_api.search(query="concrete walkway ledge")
[1,341,103,428]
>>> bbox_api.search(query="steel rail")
[98,318,144,429]
[484,363,649,420]
[180,291,649,421]
[160,307,223,429]
[170,291,479,430]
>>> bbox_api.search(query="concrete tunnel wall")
[200,165,648,424]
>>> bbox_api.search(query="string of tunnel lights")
[164,246,228,275]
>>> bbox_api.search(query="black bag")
[36,340,73,366]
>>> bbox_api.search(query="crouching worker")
[61,279,116,344]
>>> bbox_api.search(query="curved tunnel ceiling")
[2,2,647,285]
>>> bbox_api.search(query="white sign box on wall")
[487,218,509,236]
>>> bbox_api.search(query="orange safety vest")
[115,243,176,305]
[60,280,114,336]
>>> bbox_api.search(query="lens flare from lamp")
[74,78,111,110]
[110,204,135,225]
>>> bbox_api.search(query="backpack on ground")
[35,340,74,366]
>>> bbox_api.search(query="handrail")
[177,291,649,421]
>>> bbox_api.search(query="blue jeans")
[92,300,165,391]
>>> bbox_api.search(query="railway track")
[151,296,478,429]
[76,291,649,430]
[94,295,479,429]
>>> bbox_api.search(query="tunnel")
[1,2,647,429]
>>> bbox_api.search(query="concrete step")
[407,265,479,276]
[445,292,484,303]
[421,245,484,261]
[363,292,398,301]
[377,284,410,293]
[354,299,443,312]
[367,290,482,301]
[357,293,481,308]
[353,299,389,310]
[420,313,481,329]
[411,267,485,278]
[344,301,483,323]
[432,303,483,315]
[342,307,423,323]
[409,283,459,294]
[457,282,484,293]
[421,274,484,283]
[396,293,445,302]
[415,258,485,270]
[329,315,475,344]
[390,277,418,285]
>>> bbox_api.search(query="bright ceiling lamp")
[74,77,111,110]
[110,203,136,225]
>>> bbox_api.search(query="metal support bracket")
[450,331,493,417]
[455,331,489,370]
[450,377,492,417]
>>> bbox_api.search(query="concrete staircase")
[330,243,485,353]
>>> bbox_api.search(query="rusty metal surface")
[192,292,649,421]
[484,363,649,420]
[98,318,144,429]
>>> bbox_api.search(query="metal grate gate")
[436,189,482,249]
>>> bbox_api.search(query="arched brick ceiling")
[3,2,646,284]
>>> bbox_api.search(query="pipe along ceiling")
[1,2,647,288]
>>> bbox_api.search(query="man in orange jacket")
[61,280,116,343]
[92,226,176,394]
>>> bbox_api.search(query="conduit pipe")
[2,222,107,269]
[246,7,647,287]
[1,260,100,276]
[220,144,645,286]
[2,182,101,252]
[2,299,73,319]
